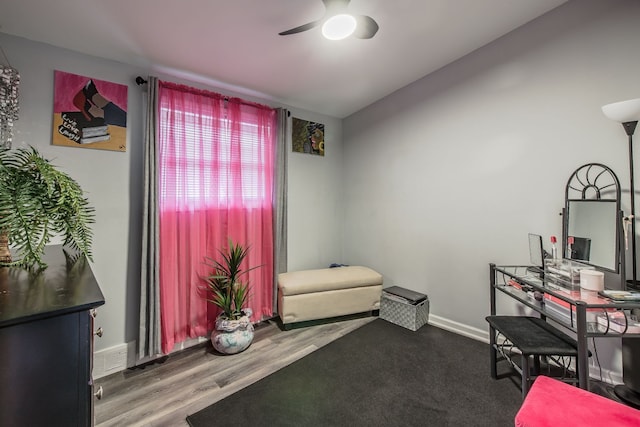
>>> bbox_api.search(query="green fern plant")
[203,240,261,321]
[0,147,95,269]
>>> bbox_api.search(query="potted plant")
[0,147,95,269]
[203,239,261,354]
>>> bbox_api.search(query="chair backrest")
[570,236,591,261]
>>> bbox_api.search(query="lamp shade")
[602,98,640,123]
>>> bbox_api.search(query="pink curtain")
[157,81,276,354]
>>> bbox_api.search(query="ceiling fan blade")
[279,20,322,36]
[353,15,379,39]
[322,0,350,13]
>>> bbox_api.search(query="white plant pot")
[210,308,254,355]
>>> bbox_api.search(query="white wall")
[343,0,640,382]
[0,33,343,373]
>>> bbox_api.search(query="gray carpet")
[187,319,522,426]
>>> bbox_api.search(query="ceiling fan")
[279,0,379,40]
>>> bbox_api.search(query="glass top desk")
[490,263,640,390]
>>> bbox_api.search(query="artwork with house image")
[52,70,127,152]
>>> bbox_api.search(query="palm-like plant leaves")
[0,147,95,269]
[204,239,261,320]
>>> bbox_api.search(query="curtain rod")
[135,76,287,114]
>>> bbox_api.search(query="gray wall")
[0,33,344,374]
[342,0,639,381]
[0,34,146,361]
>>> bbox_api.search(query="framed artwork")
[292,117,324,156]
[52,70,128,152]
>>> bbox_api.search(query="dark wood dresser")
[0,245,105,426]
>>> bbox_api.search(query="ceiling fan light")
[322,14,357,40]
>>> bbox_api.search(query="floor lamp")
[602,97,640,407]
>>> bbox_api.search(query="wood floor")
[94,316,375,427]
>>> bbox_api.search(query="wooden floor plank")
[94,316,374,427]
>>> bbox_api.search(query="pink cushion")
[515,376,640,427]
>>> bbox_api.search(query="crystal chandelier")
[0,60,20,149]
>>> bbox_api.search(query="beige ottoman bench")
[277,266,383,329]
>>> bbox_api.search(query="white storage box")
[380,290,429,331]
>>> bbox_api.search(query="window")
[156,81,276,353]
[159,109,271,207]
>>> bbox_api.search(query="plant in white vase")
[203,239,260,354]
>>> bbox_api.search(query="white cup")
[580,269,604,291]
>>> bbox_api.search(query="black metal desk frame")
[490,263,640,391]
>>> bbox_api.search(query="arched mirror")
[563,163,623,275]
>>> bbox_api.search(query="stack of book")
[596,311,640,333]
[598,290,640,302]
[58,112,110,144]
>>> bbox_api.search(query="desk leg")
[489,264,497,379]
[521,354,530,399]
[489,326,497,379]
[576,301,589,390]
[490,263,496,316]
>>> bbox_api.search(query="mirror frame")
[562,163,622,275]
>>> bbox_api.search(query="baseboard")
[590,363,623,385]
[428,314,489,343]
[93,342,136,379]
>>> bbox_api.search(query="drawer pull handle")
[95,327,103,338]
[94,386,103,400]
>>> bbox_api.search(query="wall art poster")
[292,117,324,156]
[52,70,128,152]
